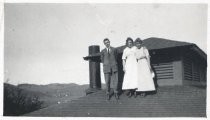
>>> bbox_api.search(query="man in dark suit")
[101,38,119,100]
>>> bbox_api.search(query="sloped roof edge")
[190,44,207,60]
[84,37,206,61]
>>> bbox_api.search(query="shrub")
[4,83,43,116]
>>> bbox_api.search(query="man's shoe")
[134,91,137,98]
[106,94,110,100]
[115,93,119,100]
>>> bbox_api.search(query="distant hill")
[4,82,108,116]
[4,83,91,109]
[4,83,44,116]
[17,83,90,107]
[18,83,88,96]
[5,83,47,98]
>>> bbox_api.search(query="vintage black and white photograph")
[3,2,207,118]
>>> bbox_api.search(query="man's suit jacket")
[101,47,118,73]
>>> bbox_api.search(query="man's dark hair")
[103,38,110,43]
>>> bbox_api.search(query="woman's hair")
[126,37,134,46]
[135,38,143,44]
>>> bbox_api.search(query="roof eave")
[190,45,207,60]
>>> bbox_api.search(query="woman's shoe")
[126,91,130,96]
[140,93,146,97]
[128,91,132,98]
[115,93,119,100]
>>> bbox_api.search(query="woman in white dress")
[122,37,138,97]
[134,38,156,97]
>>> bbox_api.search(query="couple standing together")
[101,37,155,100]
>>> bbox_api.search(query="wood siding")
[183,50,207,85]
[152,62,174,81]
[150,48,181,86]
[183,53,193,81]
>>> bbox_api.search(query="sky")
[4,3,207,85]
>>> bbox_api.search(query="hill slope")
[24,86,206,117]
[17,83,89,107]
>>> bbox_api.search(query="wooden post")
[85,45,101,95]
[88,45,101,89]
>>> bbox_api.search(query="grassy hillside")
[17,83,89,107]
[4,83,89,116]
[4,83,43,116]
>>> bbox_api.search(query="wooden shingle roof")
[84,37,206,61]
[117,37,194,52]
[143,37,194,50]
[117,37,206,61]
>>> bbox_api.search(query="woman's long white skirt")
[136,58,155,91]
[122,57,138,90]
